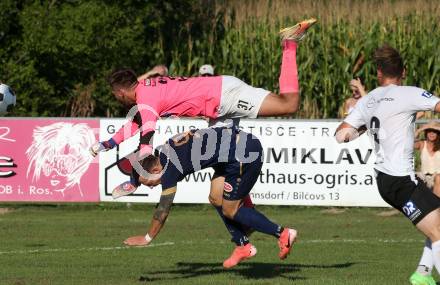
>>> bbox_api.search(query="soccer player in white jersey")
[335,45,440,285]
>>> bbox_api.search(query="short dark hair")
[374,45,404,78]
[141,153,160,172]
[107,68,138,89]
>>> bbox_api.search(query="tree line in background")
[0,0,225,117]
[1,0,439,118]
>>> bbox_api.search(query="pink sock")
[279,40,299,94]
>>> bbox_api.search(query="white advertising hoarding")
[99,118,388,207]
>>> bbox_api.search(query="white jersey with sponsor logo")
[344,84,440,176]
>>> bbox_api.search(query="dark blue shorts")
[218,132,263,201]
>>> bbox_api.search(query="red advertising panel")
[0,119,100,202]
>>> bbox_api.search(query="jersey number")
[237,100,254,111]
[370,116,380,153]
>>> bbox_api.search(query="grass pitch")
[0,204,436,285]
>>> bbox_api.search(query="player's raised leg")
[258,18,317,116]
[212,18,317,123]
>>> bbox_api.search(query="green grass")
[0,204,435,285]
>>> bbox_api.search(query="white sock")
[431,240,440,274]
[417,239,433,275]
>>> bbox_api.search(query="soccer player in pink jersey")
[92,17,315,185]
[91,18,315,267]
[92,17,316,201]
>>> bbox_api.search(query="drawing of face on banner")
[25,122,95,197]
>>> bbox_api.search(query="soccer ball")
[0,83,16,115]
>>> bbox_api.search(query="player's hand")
[89,141,114,157]
[147,65,168,78]
[124,235,151,246]
[138,65,168,81]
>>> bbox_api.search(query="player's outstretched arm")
[334,122,367,143]
[111,120,141,147]
[124,187,177,246]
[91,119,142,159]
[90,120,142,158]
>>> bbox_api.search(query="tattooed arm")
[147,187,177,239]
[123,187,177,246]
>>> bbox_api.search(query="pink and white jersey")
[111,76,222,152]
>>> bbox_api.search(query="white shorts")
[209,76,270,127]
